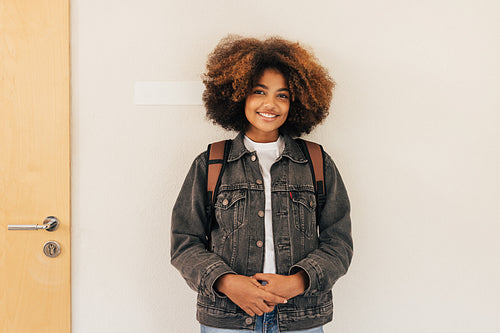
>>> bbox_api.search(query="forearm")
[171,237,235,299]
[290,152,353,295]
[290,234,352,295]
[170,152,236,300]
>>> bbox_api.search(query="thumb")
[252,273,270,282]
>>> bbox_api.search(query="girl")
[171,35,352,333]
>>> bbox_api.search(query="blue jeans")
[200,309,324,333]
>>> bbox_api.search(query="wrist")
[214,273,232,294]
[293,270,309,294]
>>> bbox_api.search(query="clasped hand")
[214,271,308,317]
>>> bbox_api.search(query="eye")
[253,89,265,95]
[277,93,289,99]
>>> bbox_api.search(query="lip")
[257,111,280,121]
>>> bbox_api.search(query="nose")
[263,96,276,110]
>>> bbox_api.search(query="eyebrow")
[255,84,290,92]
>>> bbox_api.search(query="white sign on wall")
[134,81,204,105]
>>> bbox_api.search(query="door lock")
[43,241,61,258]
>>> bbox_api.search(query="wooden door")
[0,0,71,332]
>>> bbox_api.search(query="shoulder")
[321,148,337,170]
[295,138,336,167]
[193,148,208,165]
[185,150,208,176]
[187,137,236,171]
[189,138,233,171]
[298,139,345,182]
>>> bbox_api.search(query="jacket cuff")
[200,261,236,301]
[289,258,323,296]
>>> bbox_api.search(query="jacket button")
[245,317,253,325]
[251,155,257,161]
[256,179,263,185]
[222,199,229,206]
[258,210,264,218]
[256,241,263,248]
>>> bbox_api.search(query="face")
[244,68,290,143]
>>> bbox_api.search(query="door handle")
[7,216,59,231]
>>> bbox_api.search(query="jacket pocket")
[214,189,247,235]
[291,191,317,239]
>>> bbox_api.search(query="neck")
[245,130,279,143]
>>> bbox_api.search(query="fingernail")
[283,299,287,304]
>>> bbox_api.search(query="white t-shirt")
[244,135,285,274]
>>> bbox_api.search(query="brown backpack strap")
[303,141,325,197]
[206,140,231,249]
[207,140,227,205]
[295,139,327,220]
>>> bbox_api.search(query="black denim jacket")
[171,133,353,331]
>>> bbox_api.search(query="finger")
[242,307,255,317]
[249,278,262,287]
[252,305,264,316]
[255,301,274,314]
[252,273,271,282]
[262,291,287,304]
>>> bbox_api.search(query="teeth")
[258,112,277,118]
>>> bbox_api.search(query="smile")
[257,112,278,118]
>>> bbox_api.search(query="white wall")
[71,1,500,332]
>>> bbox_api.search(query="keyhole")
[48,243,56,255]
[43,241,61,258]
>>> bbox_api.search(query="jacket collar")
[227,132,308,164]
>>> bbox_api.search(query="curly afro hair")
[202,35,335,137]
